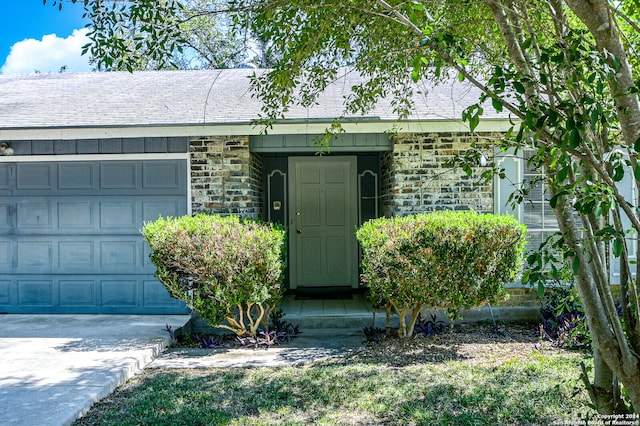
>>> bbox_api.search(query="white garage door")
[0,157,189,314]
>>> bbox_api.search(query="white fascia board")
[0,118,515,141]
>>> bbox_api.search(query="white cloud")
[1,28,92,74]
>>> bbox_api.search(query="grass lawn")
[73,324,593,425]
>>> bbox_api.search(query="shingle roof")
[0,69,502,129]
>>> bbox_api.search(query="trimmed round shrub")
[142,214,286,337]
[356,211,527,337]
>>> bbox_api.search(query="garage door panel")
[17,164,53,190]
[143,161,182,189]
[0,280,9,304]
[17,201,51,229]
[143,200,184,222]
[59,280,95,307]
[58,162,93,189]
[101,280,137,307]
[100,163,137,189]
[59,241,95,269]
[0,204,11,230]
[100,202,137,229]
[0,164,9,190]
[100,241,137,270]
[143,280,182,308]
[17,241,52,270]
[58,202,94,229]
[18,280,54,306]
[0,241,12,269]
[143,244,154,268]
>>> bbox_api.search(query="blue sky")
[0,2,91,74]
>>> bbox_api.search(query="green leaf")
[572,256,580,275]
[540,73,548,85]
[513,81,525,94]
[469,114,479,132]
[613,238,624,258]
[537,281,545,299]
[613,164,625,182]
[612,55,620,72]
[549,191,567,209]
[569,129,581,148]
[557,167,568,183]
[634,163,640,180]
[411,69,420,83]
[550,264,558,279]
[492,98,503,113]
[590,109,599,129]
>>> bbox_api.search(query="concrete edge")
[69,320,188,425]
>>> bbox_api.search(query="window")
[494,149,559,255]
[495,148,637,284]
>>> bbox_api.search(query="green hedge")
[142,214,286,337]
[356,211,527,337]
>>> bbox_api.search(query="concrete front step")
[284,313,392,330]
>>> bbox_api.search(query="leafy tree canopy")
[47,0,275,70]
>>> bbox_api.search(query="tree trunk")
[565,0,640,147]
[550,174,640,412]
[563,0,640,413]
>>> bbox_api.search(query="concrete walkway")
[150,328,365,369]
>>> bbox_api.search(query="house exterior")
[0,69,543,315]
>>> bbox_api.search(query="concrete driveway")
[0,314,190,426]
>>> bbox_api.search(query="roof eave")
[0,118,515,141]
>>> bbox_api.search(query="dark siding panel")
[77,139,100,154]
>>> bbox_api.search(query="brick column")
[190,136,263,218]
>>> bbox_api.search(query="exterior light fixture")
[0,142,13,156]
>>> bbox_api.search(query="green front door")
[289,156,358,288]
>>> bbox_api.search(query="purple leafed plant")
[194,334,231,349]
[164,324,176,343]
[235,328,292,349]
[414,313,446,337]
[363,326,388,343]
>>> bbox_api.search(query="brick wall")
[383,132,495,216]
[380,150,395,217]
[497,287,539,308]
[190,136,263,218]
